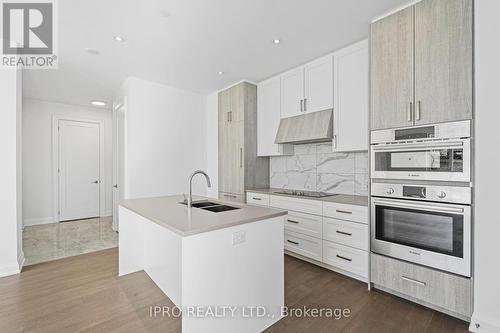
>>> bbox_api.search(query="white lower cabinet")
[323,217,369,251]
[246,192,369,282]
[322,240,369,279]
[284,230,322,262]
[246,192,270,206]
[285,211,322,239]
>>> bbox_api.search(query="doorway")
[57,119,102,221]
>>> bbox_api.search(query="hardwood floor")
[0,248,469,333]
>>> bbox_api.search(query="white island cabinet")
[119,195,287,333]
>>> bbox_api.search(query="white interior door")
[58,120,100,221]
[112,107,125,231]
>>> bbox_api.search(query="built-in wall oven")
[371,120,471,182]
[371,182,471,277]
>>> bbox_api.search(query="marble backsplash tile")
[270,143,368,196]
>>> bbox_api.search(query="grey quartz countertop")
[246,188,368,207]
[120,195,287,236]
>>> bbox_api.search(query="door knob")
[113,184,118,188]
[91,180,99,184]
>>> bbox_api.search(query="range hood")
[275,109,333,145]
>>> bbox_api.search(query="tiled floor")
[23,216,118,266]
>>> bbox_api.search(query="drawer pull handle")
[252,197,262,201]
[336,209,352,215]
[336,255,352,262]
[224,194,237,198]
[287,240,299,245]
[336,230,352,236]
[401,276,427,287]
[287,219,300,224]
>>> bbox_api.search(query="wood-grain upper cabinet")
[370,6,414,130]
[218,82,269,201]
[414,0,473,125]
[257,77,293,156]
[370,0,473,130]
[281,56,333,118]
[333,40,369,152]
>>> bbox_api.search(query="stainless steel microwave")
[370,121,471,182]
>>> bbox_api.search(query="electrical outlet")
[232,231,246,245]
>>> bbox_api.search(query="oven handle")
[373,199,465,214]
[372,141,464,151]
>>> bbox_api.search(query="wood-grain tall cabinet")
[370,0,473,130]
[218,82,269,203]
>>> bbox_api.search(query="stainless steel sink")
[179,200,241,213]
[201,205,240,213]
[179,200,220,208]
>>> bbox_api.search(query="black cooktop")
[274,189,338,198]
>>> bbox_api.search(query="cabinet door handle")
[287,219,300,224]
[332,135,337,149]
[300,99,303,112]
[416,101,421,121]
[303,98,307,111]
[336,255,352,262]
[407,102,413,122]
[239,148,243,168]
[336,230,352,236]
[287,240,299,245]
[401,276,426,287]
[336,209,352,215]
[227,112,230,122]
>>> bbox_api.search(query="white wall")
[121,77,207,199]
[0,67,23,277]
[470,1,500,332]
[206,91,219,198]
[22,99,113,226]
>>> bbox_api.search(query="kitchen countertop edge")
[246,188,368,207]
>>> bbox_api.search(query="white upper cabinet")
[257,77,293,156]
[332,40,369,152]
[304,56,333,113]
[280,56,333,118]
[280,67,304,118]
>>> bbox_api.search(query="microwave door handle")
[373,199,465,214]
[372,141,464,151]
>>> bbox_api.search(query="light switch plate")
[232,231,246,245]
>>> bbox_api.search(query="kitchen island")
[118,195,287,333]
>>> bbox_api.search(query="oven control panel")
[372,183,471,205]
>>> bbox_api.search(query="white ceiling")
[23,0,409,108]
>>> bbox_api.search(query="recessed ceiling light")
[273,39,281,44]
[113,36,125,42]
[91,100,107,107]
[217,71,224,75]
[86,48,100,55]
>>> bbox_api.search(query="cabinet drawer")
[323,202,368,224]
[270,195,322,216]
[323,217,368,251]
[284,230,322,262]
[371,254,472,317]
[322,240,368,278]
[284,211,322,239]
[219,192,245,204]
[246,192,270,206]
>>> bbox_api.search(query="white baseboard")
[470,313,500,333]
[23,216,54,226]
[102,211,113,217]
[17,251,25,271]
[0,262,21,278]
